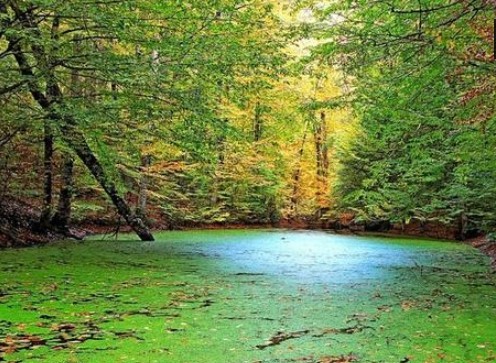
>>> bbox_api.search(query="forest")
[0,0,494,245]
[0,1,495,362]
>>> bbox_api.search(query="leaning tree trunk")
[59,122,154,241]
[6,19,154,241]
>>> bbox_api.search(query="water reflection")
[156,230,475,284]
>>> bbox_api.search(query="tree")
[0,0,290,239]
[311,0,496,235]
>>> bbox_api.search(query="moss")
[0,230,495,362]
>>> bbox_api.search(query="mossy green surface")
[0,230,495,362]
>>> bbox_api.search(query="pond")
[0,230,495,362]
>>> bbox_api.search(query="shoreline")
[2,210,495,270]
[77,220,496,271]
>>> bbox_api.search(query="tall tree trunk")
[38,16,60,228]
[51,155,74,230]
[254,101,263,142]
[136,154,151,219]
[290,127,308,216]
[211,118,228,206]
[314,111,329,179]
[52,34,81,231]
[134,46,157,220]
[457,211,468,241]
[39,120,54,228]
[313,111,329,218]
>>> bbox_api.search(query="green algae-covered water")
[0,230,495,362]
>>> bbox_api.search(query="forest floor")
[0,199,64,248]
[0,230,495,363]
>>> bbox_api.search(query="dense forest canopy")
[315,0,496,236]
[0,0,494,244]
